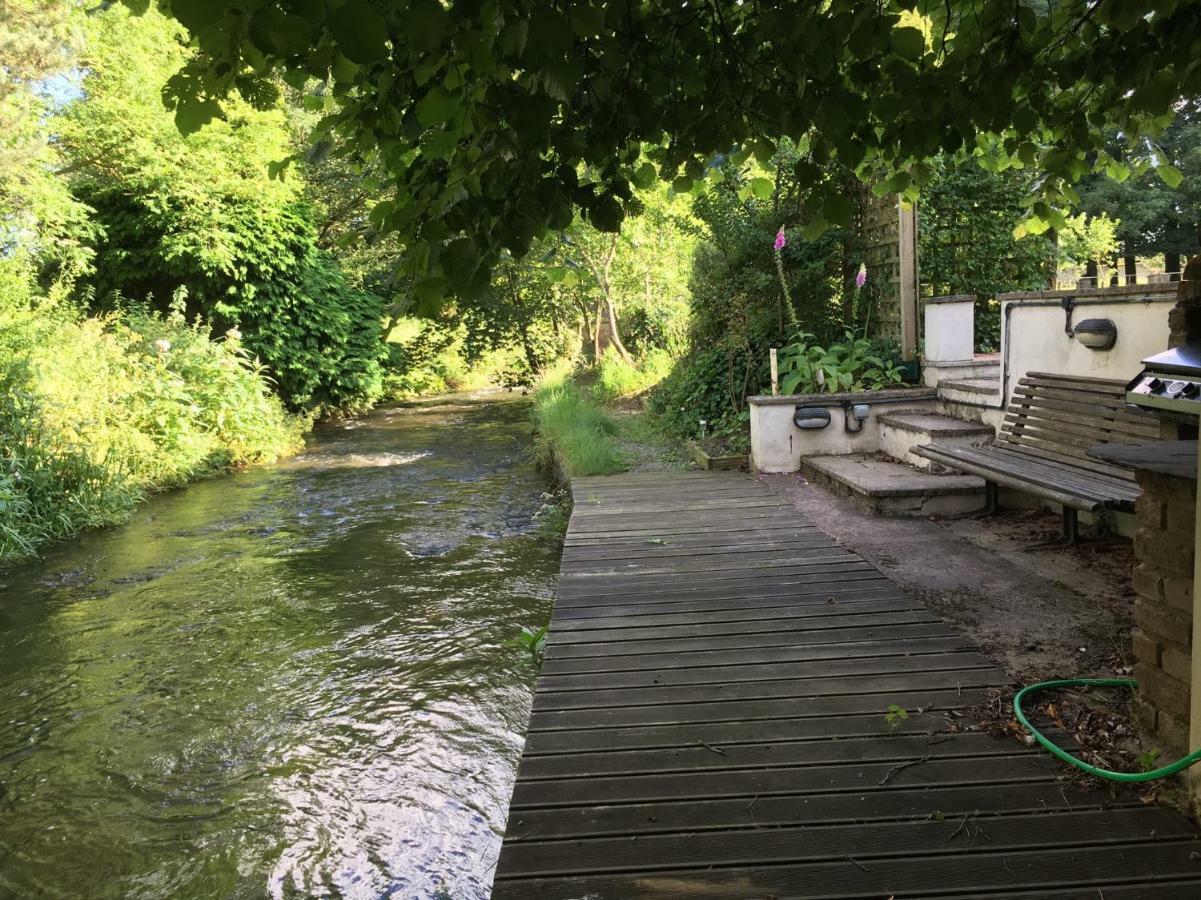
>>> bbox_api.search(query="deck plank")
[492,472,1200,898]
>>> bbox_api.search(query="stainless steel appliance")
[1126,341,1201,422]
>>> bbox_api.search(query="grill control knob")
[1183,382,1200,399]
[1148,377,1165,392]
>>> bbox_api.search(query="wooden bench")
[915,372,1160,542]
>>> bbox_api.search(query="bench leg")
[1025,507,1125,550]
[978,481,999,517]
[1061,507,1079,545]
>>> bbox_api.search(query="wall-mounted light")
[794,407,831,430]
[1073,318,1118,350]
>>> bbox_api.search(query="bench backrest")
[999,372,1160,482]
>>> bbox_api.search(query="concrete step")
[922,358,1000,385]
[799,454,986,517]
[938,376,1003,414]
[876,411,995,470]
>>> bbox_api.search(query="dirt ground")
[761,473,1190,807]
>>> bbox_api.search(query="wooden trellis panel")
[859,189,918,359]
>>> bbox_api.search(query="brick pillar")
[1132,469,1197,756]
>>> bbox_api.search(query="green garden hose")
[1013,677,1201,783]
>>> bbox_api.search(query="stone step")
[921,358,1000,386]
[938,376,1003,412]
[799,454,986,518]
[877,411,995,471]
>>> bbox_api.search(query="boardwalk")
[493,471,1201,898]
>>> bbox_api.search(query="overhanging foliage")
[134,0,1201,306]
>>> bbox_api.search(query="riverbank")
[0,301,307,566]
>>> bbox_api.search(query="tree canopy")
[134,0,1201,306]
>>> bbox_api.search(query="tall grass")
[591,348,675,404]
[0,294,306,562]
[531,364,624,477]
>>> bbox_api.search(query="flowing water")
[0,395,559,899]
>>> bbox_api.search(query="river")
[0,395,558,899]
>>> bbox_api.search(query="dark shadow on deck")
[493,472,1201,899]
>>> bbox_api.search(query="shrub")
[0,294,304,562]
[531,366,623,477]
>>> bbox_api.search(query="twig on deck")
[845,855,871,873]
[879,752,932,785]
[698,740,726,755]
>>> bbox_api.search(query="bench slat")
[989,445,1140,495]
[1001,412,1152,448]
[1011,383,1152,419]
[996,434,1138,482]
[913,446,1130,511]
[1001,404,1160,440]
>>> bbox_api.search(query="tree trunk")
[1166,251,1182,282]
[593,297,603,360]
[604,293,633,362]
[1124,241,1137,285]
[520,323,541,378]
[1084,259,1099,287]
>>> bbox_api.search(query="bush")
[531,366,624,477]
[0,294,304,562]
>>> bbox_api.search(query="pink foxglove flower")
[773,226,787,252]
[855,263,867,289]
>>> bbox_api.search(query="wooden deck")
[493,471,1201,899]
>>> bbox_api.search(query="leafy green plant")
[885,704,910,732]
[513,625,549,664]
[777,331,905,395]
[1138,748,1161,773]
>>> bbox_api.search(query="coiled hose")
[1013,677,1201,783]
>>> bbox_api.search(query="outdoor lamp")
[1073,318,1118,350]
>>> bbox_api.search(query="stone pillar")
[923,295,976,365]
[1132,468,1197,756]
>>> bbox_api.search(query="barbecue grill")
[1126,340,1201,424]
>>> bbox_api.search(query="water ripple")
[0,396,555,899]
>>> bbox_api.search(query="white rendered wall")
[999,286,1176,406]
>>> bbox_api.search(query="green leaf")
[249,7,312,56]
[174,97,223,136]
[891,26,925,60]
[407,0,448,53]
[1156,164,1184,189]
[823,194,855,226]
[169,0,227,30]
[329,0,389,64]
[330,53,359,84]
[416,86,459,127]
[800,218,828,241]
[632,162,657,189]
[749,177,774,200]
[570,4,605,35]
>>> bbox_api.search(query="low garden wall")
[748,387,937,473]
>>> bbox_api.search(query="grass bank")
[0,297,306,564]
[531,355,694,479]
